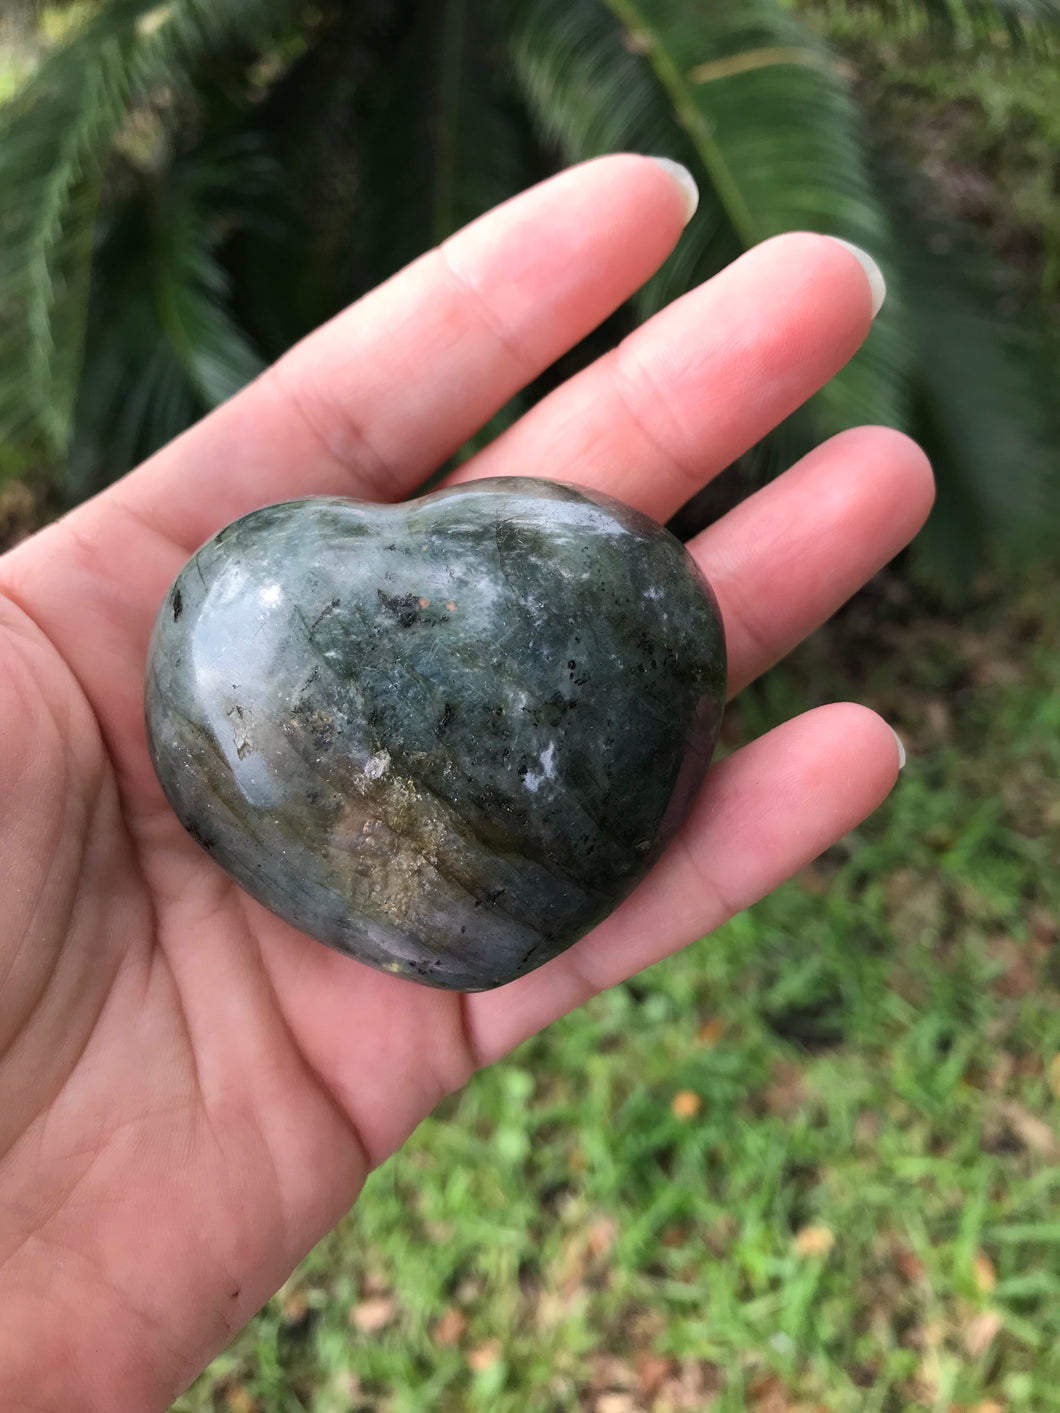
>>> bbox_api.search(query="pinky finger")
[467,702,902,1064]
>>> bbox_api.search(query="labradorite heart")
[145,478,726,991]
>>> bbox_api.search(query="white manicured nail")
[889,726,907,770]
[649,157,699,226]
[830,237,887,319]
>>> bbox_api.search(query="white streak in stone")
[364,749,391,781]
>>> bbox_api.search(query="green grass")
[174,568,1060,1413]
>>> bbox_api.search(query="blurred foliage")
[0,0,1058,590]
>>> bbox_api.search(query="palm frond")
[64,138,271,497]
[815,0,1060,43]
[211,0,401,355]
[334,0,540,469]
[0,0,303,460]
[877,157,1060,591]
[352,0,536,289]
[505,0,910,470]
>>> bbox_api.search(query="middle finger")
[454,231,880,523]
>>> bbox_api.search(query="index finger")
[0,155,693,800]
[107,154,694,554]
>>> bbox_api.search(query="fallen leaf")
[535,1291,566,1328]
[990,938,1037,998]
[595,1396,636,1413]
[466,1338,502,1372]
[985,1053,1016,1091]
[854,1110,881,1146]
[749,1370,793,1412]
[350,1296,395,1332]
[896,1247,927,1283]
[797,863,829,896]
[914,1356,940,1405]
[793,1224,835,1258]
[281,1291,308,1325]
[557,1218,617,1300]
[697,1016,727,1047]
[1049,1053,1060,1101]
[918,1319,945,1351]
[433,1307,467,1345]
[965,1310,1003,1358]
[455,1276,483,1304]
[703,1215,737,1257]
[765,1061,808,1117]
[331,1371,363,1400]
[224,1389,256,1413]
[671,1090,701,1119]
[925,699,951,737]
[588,1354,636,1392]
[635,1352,673,1400]
[587,1216,619,1259]
[972,1251,997,1294]
[557,1236,588,1300]
[656,1360,723,1410]
[1000,1101,1059,1157]
[975,1401,1005,1413]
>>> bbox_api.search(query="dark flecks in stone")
[377,588,440,628]
[309,597,341,635]
[520,691,579,731]
[184,816,216,852]
[436,702,454,736]
[172,587,183,621]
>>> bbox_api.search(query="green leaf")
[815,0,1060,44]
[505,0,910,468]
[352,0,536,288]
[67,141,268,496]
[877,156,1060,591]
[0,0,303,459]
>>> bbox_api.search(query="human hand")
[0,155,933,1411]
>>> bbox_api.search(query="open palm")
[0,157,932,1412]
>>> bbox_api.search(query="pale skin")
[0,156,934,1410]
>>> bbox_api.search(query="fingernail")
[888,726,907,771]
[830,237,887,319]
[649,157,699,226]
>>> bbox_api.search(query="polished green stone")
[145,478,726,991]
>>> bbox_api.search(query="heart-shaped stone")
[145,478,726,990]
